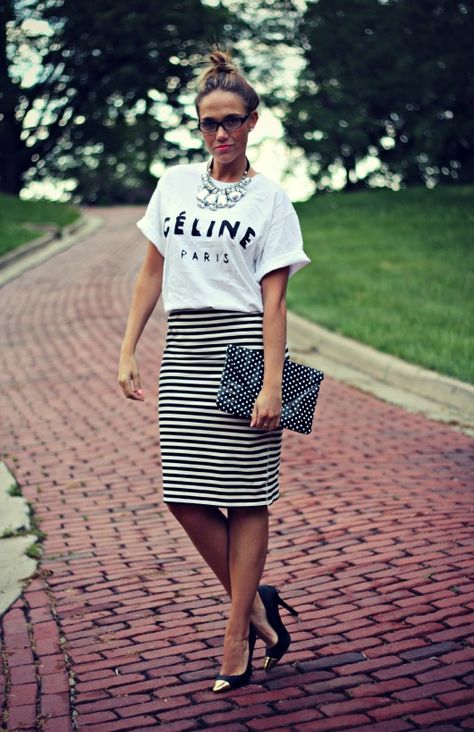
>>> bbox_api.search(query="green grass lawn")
[290,184,474,384]
[0,193,80,257]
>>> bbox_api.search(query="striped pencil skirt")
[158,308,289,508]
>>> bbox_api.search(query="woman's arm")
[118,242,164,400]
[250,265,289,429]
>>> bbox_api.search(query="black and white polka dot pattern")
[216,344,324,435]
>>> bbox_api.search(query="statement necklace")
[197,157,251,210]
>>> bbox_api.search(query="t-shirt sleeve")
[254,197,311,282]
[136,176,165,256]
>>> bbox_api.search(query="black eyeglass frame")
[197,113,251,134]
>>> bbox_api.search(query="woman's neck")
[210,155,249,182]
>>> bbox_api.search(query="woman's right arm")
[118,242,164,400]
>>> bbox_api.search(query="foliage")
[1,0,306,203]
[1,0,241,202]
[285,0,474,190]
[3,0,473,200]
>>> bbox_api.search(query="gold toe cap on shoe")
[264,656,278,671]
[212,679,231,692]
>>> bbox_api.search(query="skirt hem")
[161,495,279,508]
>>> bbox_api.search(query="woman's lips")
[215,145,232,151]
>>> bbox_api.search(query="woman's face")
[198,90,258,166]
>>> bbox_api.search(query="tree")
[1,0,239,202]
[284,0,474,190]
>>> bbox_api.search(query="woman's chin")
[213,149,247,164]
[213,148,234,159]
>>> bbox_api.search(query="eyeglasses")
[198,114,250,134]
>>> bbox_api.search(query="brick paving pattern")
[0,206,473,731]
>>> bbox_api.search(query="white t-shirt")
[136,161,310,314]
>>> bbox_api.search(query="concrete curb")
[0,212,104,288]
[287,310,474,422]
[0,462,38,617]
[0,216,85,269]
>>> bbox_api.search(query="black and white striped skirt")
[158,308,289,508]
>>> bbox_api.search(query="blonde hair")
[194,44,260,115]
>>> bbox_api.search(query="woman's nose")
[215,123,230,140]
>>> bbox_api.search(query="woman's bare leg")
[167,502,278,661]
[220,505,270,675]
[167,503,231,592]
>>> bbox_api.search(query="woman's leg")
[167,503,231,592]
[167,503,278,657]
[220,505,269,675]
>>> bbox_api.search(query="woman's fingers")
[260,418,278,430]
[126,382,144,400]
[130,375,144,400]
[126,368,144,399]
[250,403,258,428]
[120,373,137,399]
[118,355,144,400]
[131,371,143,396]
[250,402,280,429]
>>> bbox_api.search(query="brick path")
[1,206,473,732]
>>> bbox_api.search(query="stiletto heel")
[278,596,299,617]
[212,624,257,692]
[258,585,299,671]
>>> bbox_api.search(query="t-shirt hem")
[166,304,264,315]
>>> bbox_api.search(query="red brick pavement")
[0,206,473,731]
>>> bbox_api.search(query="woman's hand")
[250,386,282,430]
[117,242,163,402]
[118,351,144,401]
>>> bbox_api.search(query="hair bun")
[209,48,238,75]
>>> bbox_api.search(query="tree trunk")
[343,155,360,191]
[0,0,28,195]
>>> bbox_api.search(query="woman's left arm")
[250,266,290,430]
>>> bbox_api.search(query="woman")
[118,45,310,692]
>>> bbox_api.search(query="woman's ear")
[249,111,259,131]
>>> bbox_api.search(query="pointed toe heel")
[258,584,299,671]
[212,624,257,693]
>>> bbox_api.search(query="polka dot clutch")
[216,344,324,435]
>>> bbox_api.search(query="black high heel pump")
[258,585,299,671]
[212,623,257,692]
